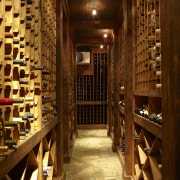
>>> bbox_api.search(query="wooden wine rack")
[76,51,108,128]
[133,0,162,179]
[135,0,161,95]
[0,0,60,179]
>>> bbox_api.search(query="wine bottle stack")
[133,0,162,179]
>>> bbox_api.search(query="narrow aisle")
[64,129,123,180]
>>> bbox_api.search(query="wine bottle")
[5,140,17,148]
[27,0,34,4]
[26,16,33,20]
[42,71,51,75]
[0,98,24,105]
[24,97,34,101]
[19,79,29,84]
[25,113,34,118]
[5,121,18,127]
[13,39,19,44]
[13,59,27,66]
[5,55,13,60]
[42,96,51,99]
[30,65,44,71]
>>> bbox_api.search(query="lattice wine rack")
[0,0,58,179]
[133,0,162,179]
[77,51,108,128]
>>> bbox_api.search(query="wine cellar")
[0,0,180,179]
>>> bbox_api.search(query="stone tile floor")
[64,129,123,180]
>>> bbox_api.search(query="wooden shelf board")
[77,101,107,105]
[0,119,58,178]
[134,114,162,139]
[0,130,41,178]
[133,90,162,97]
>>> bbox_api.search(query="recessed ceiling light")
[103,34,107,38]
[92,9,97,16]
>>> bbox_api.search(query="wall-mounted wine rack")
[76,51,108,128]
[0,0,59,179]
[133,0,162,179]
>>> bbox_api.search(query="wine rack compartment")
[76,51,108,128]
[134,124,162,180]
[134,0,161,95]
[77,104,107,126]
[132,0,162,179]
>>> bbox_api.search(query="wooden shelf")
[133,90,162,98]
[134,114,162,139]
[0,119,58,178]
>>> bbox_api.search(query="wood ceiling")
[66,0,122,49]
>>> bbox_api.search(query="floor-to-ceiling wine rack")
[0,0,61,179]
[76,50,108,129]
[133,0,162,179]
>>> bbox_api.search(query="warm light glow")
[100,45,104,49]
[92,9,97,16]
[103,34,107,38]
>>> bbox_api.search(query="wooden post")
[161,0,180,179]
[107,44,113,136]
[56,0,65,178]
[124,0,134,178]
[112,29,120,151]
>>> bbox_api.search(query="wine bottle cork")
[156,84,162,88]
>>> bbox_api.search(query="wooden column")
[107,44,113,136]
[112,30,120,151]
[56,0,65,178]
[161,0,180,179]
[124,0,134,178]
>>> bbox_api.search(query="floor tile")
[64,130,123,180]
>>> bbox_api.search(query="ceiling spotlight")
[100,45,104,49]
[92,9,97,16]
[103,34,107,38]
